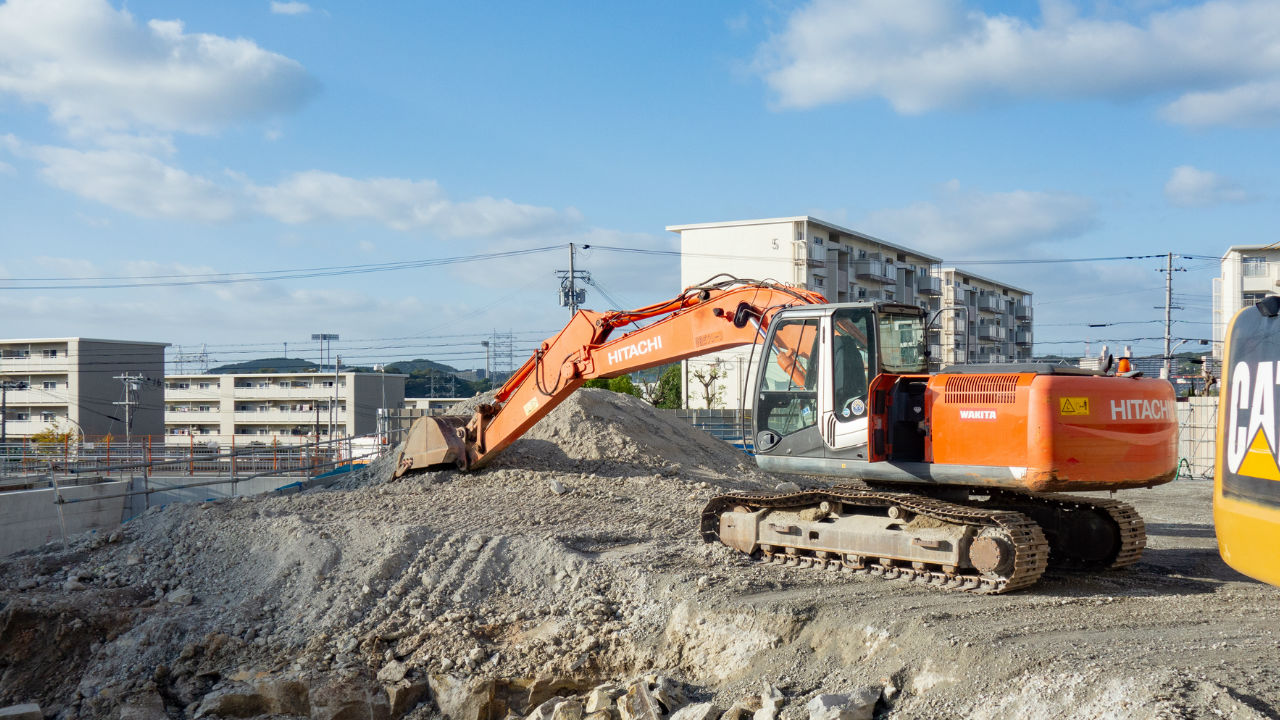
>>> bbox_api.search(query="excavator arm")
[395,277,826,475]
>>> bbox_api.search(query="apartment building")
[929,268,1034,366]
[1213,245,1280,359]
[0,338,168,438]
[163,371,406,445]
[668,216,943,409]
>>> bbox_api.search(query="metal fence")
[0,430,399,486]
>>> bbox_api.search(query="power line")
[0,245,567,290]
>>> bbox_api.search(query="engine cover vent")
[943,375,1019,405]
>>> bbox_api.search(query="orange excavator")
[397,276,1178,593]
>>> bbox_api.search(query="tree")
[690,362,726,409]
[582,376,642,398]
[607,375,641,398]
[648,364,682,409]
[30,423,79,455]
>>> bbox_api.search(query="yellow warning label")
[1239,429,1280,481]
[1059,397,1090,416]
[523,397,540,417]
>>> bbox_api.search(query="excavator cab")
[752,302,926,467]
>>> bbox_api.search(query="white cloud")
[1161,80,1280,127]
[0,159,13,175]
[1164,165,1254,207]
[0,0,317,136]
[248,170,582,237]
[862,181,1097,255]
[757,0,1280,126]
[25,144,240,221]
[8,137,580,236]
[270,2,312,15]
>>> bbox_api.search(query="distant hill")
[208,357,321,374]
[384,358,460,375]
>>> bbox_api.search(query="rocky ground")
[1,389,1277,720]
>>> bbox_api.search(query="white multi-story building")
[668,216,943,409]
[163,371,406,445]
[0,338,168,439]
[930,268,1033,366]
[1213,245,1280,359]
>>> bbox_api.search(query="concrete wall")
[351,373,405,435]
[73,339,167,437]
[0,480,128,557]
[677,220,797,290]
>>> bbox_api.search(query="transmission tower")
[173,344,209,374]
[490,331,516,383]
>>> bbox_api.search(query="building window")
[2,349,30,359]
[1243,257,1268,277]
[813,236,824,246]
[42,381,57,389]
[41,412,55,422]
[41,349,58,358]
[813,276,825,289]
[198,382,213,389]
[1243,291,1269,309]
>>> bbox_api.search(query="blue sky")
[1,0,1276,370]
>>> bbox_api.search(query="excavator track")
[965,490,1146,570]
[701,485,1049,595]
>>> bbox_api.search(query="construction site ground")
[1,389,1276,719]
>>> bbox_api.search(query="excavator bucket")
[395,415,470,477]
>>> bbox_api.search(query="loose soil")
[0,389,1275,719]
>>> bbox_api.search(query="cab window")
[832,308,873,422]
[757,318,821,436]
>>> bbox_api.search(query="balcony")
[977,326,1004,341]
[917,276,941,295]
[977,295,1002,313]
[234,410,344,422]
[1014,303,1032,320]
[0,356,73,374]
[801,246,826,268]
[1015,329,1032,346]
[853,259,896,284]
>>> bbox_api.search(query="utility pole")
[569,242,577,315]
[332,354,341,441]
[481,340,490,384]
[1157,253,1185,380]
[1163,252,1173,380]
[113,373,144,444]
[555,243,590,317]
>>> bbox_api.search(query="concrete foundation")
[0,481,128,557]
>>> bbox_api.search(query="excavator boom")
[396,278,825,475]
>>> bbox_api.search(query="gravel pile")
[1,388,1276,719]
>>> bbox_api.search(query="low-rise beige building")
[668,216,943,409]
[163,371,406,445]
[0,337,168,439]
[929,268,1033,366]
[1213,245,1280,358]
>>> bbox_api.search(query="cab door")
[819,306,875,458]
[752,310,826,459]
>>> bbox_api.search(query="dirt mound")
[0,387,1277,719]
